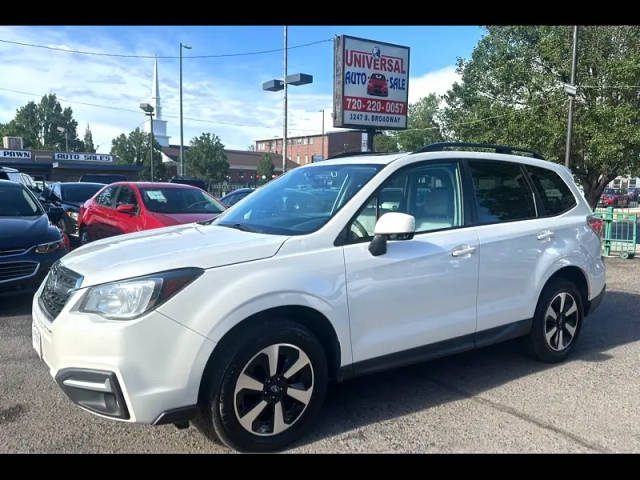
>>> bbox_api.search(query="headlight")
[66,211,78,221]
[77,268,203,320]
[35,239,64,254]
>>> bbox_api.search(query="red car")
[599,188,630,207]
[77,182,226,245]
[367,73,388,97]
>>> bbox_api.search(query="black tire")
[79,228,90,246]
[196,318,328,452]
[526,278,584,363]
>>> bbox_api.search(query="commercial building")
[0,137,143,183]
[255,130,367,165]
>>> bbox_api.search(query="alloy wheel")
[233,343,314,437]
[544,292,579,352]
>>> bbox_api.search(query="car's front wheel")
[196,319,328,452]
[526,278,584,363]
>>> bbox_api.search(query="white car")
[32,144,606,452]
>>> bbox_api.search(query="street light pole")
[565,25,579,169]
[180,42,192,177]
[283,25,288,174]
[140,103,155,182]
[319,109,325,159]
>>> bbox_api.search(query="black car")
[79,174,128,184]
[169,176,207,191]
[0,180,67,295]
[39,182,104,238]
[219,188,255,207]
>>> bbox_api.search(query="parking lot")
[1,257,639,453]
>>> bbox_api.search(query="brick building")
[255,130,366,165]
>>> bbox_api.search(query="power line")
[0,86,320,133]
[0,38,332,59]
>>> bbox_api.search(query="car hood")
[60,223,289,287]
[149,211,221,225]
[0,214,60,250]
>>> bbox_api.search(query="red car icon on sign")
[367,73,388,97]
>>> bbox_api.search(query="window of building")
[305,155,308,164]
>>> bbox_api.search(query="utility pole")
[180,42,192,177]
[564,25,579,169]
[283,25,288,174]
[319,109,325,159]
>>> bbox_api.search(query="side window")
[525,165,577,216]
[96,186,116,208]
[347,162,463,242]
[115,187,138,208]
[468,160,536,224]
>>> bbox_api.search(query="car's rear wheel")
[79,228,91,246]
[196,318,328,452]
[526,278,584,363]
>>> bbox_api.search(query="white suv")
[32,144,606,452]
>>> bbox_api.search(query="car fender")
[157,249,352,367]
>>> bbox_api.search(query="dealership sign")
[1,149,32,159]
[55,152,113,162]
[334,35,410,130]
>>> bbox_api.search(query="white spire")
[151,56,162,119]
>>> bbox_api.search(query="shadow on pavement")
[0,292,35,318]
[295,289,640,449]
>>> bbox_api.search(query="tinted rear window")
[468,160,536,224]
[525,165,577,216]
[61,184,103,203]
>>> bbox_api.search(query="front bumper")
[0,249,64,296]
[31,285,216,424]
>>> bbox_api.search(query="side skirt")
[338,319,532,381]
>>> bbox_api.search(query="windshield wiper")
[217,223,258,233]
[197,217,217,226]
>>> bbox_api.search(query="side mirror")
[368,212,415,257]
[46,206,64,224]
[116,203,136,215]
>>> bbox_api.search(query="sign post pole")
[366,128,376,152]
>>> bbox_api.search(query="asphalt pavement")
[1,257,639,453]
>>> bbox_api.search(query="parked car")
[599,188,630,207]
[77,181,226,245]
[169,176,207,191]
[0,180,67,294]
[79,174,128,184]
[219,187,255,207]
[367,73,389,97]
[32,144,606,452]
[39,182,104,239]
[627,187,640,202]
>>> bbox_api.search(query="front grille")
[0,248,27,257]
[38,261,83,320]
[0,261,39,283]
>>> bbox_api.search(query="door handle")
[451,245,477,257]
[536,230,554,241]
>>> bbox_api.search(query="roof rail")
[414,142,545,160]
[326,151,393,160]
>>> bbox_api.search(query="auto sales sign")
[334,35,410,130]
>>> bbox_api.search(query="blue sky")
[0,25,485,152]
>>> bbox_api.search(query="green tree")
[110,128,164,181]
[6,94,84,151]
[83,125,96,153]
[441,25,640,208]
[256,153,275,184]
[185,133,229,188]
[374,94,444,152]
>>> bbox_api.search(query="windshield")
[0,184,43,217]
[61,184,103,203]
[140,187,225,214]
[213,164,384,235]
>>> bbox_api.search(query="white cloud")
[408,65,460,104]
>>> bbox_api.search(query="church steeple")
[151,56,162,120]
[145,56,170,147]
